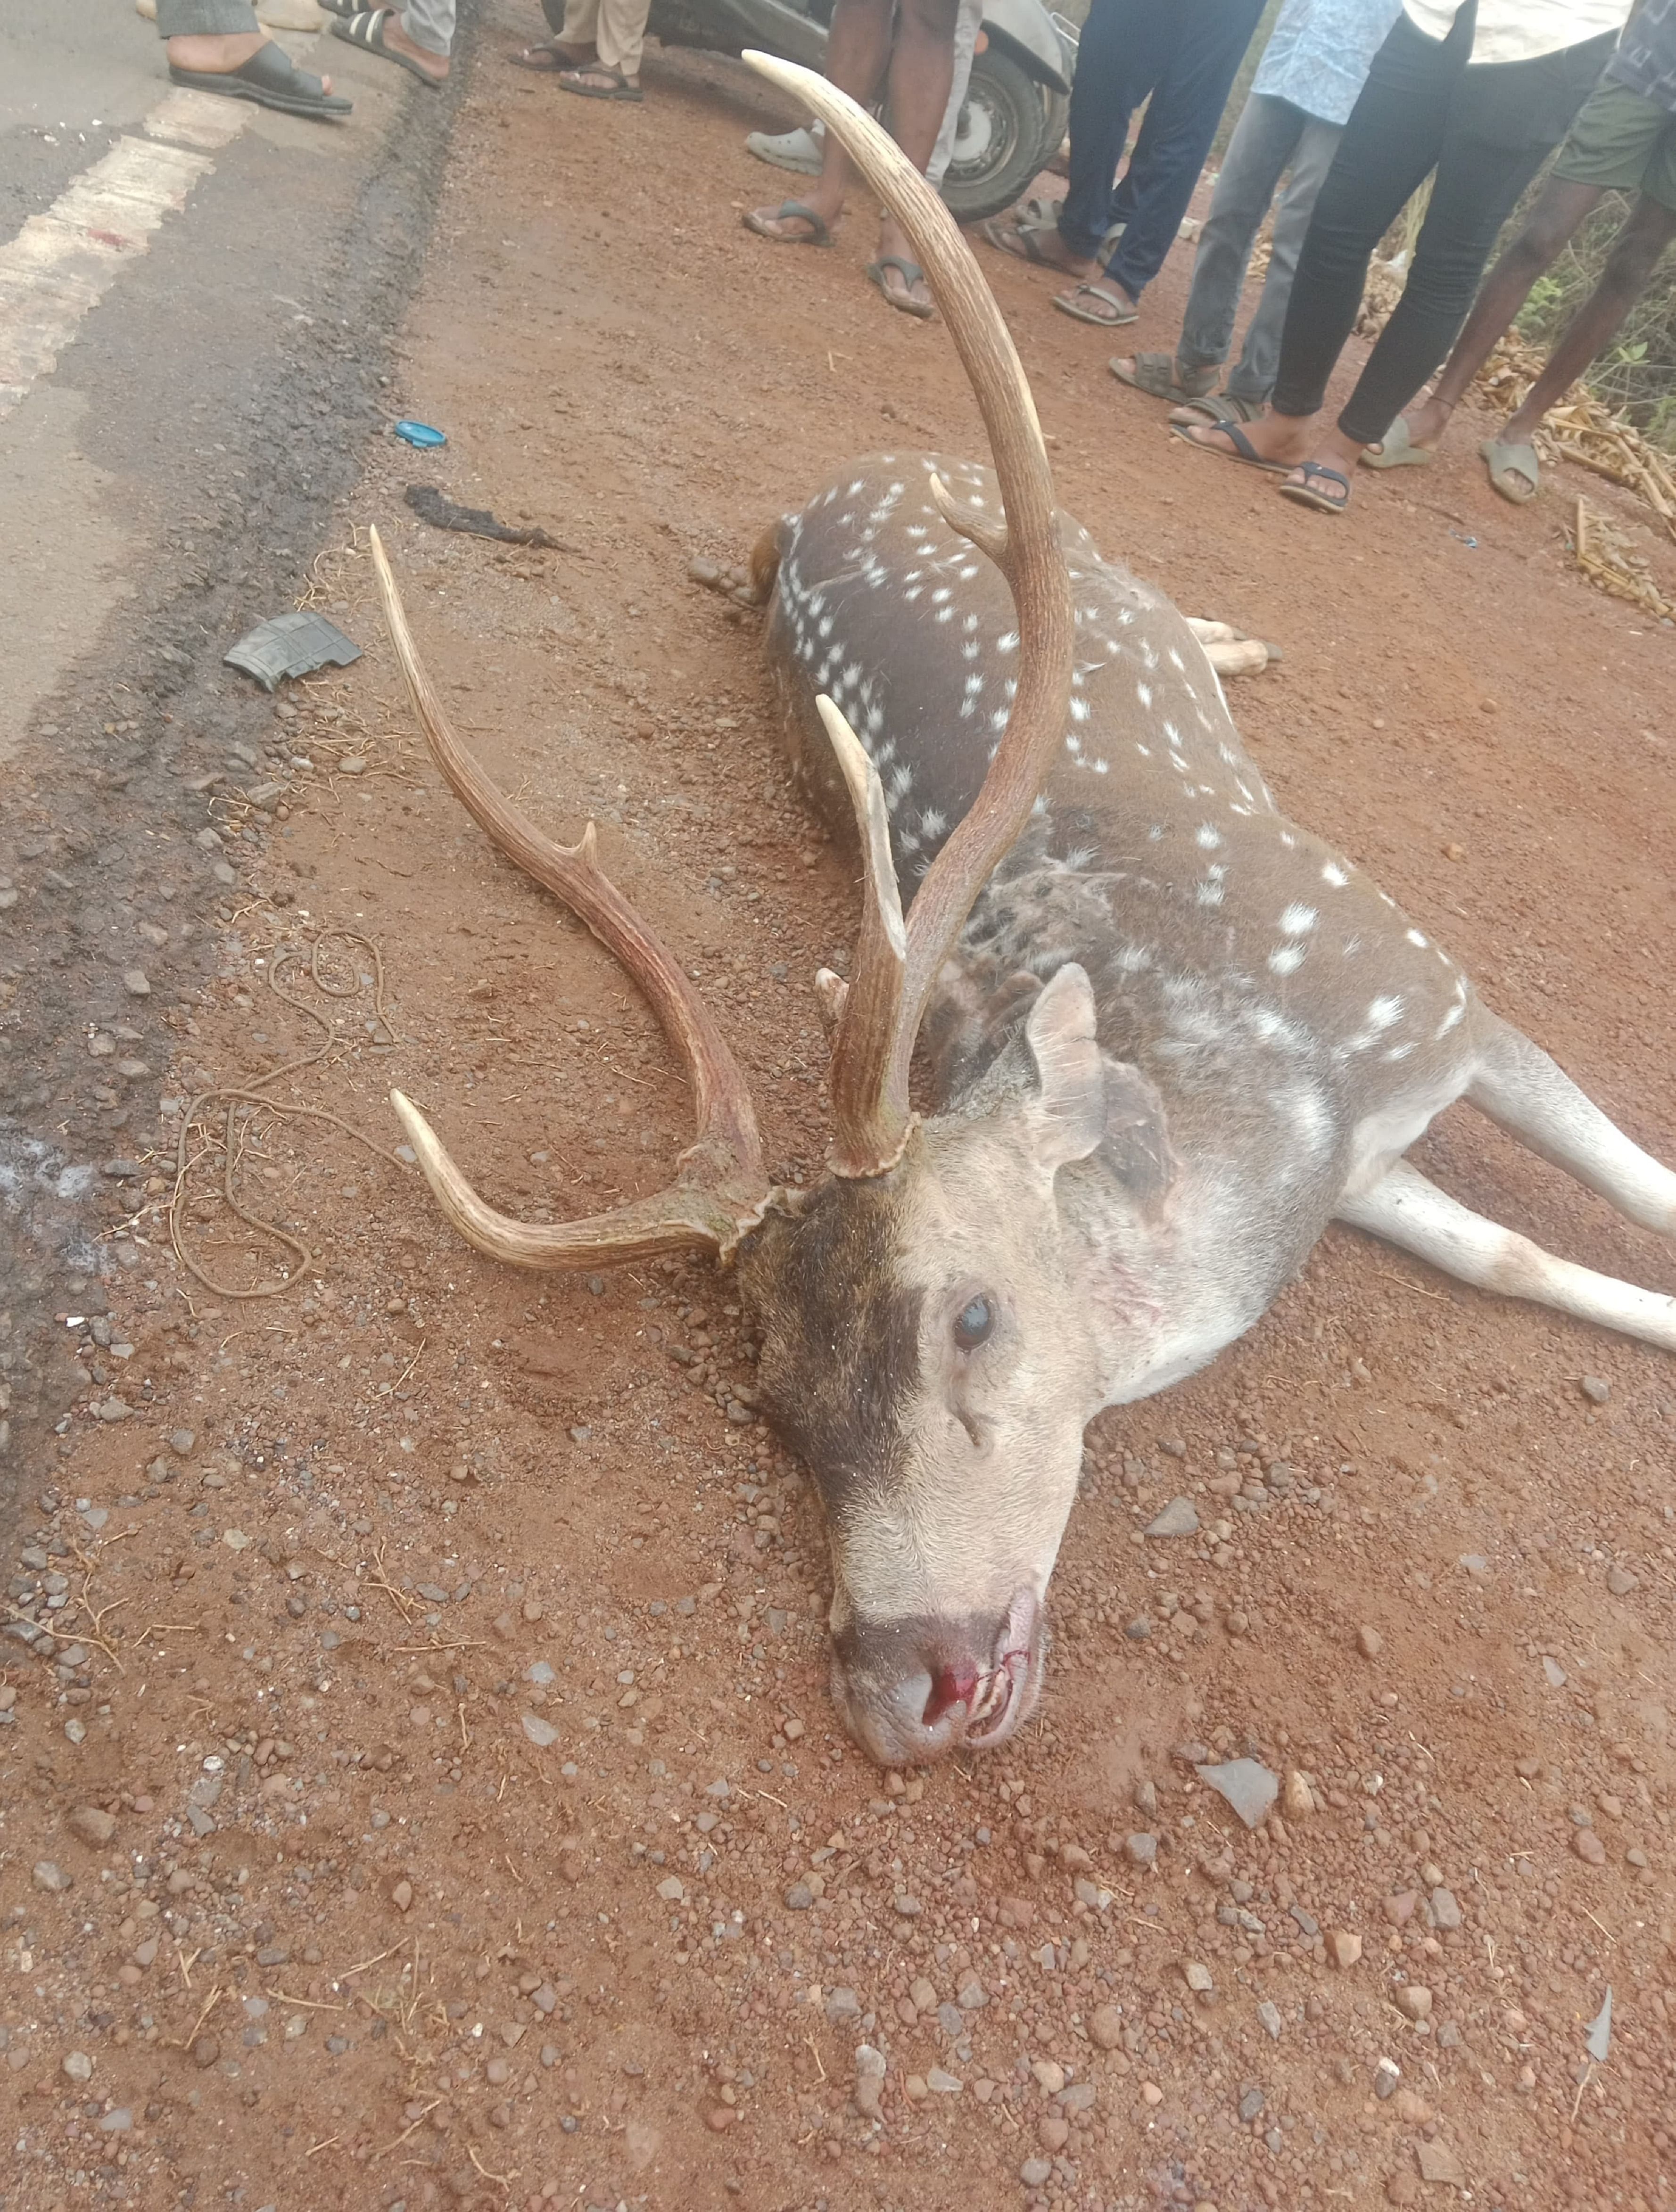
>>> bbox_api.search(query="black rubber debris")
[223,610,363,691]
[405,482,578,550]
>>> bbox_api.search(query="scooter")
[641,0,1074,225]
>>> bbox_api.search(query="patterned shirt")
[1608,0,1676,110]
[1252,0,1405,125]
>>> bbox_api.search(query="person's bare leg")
[871,0,959,308]
[1494,192,1676,454]
[749,0,895,240]
[1381,178,1603,454]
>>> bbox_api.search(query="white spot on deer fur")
[1093,758,1109,773]
[1321,861,1349,888]
[932,587,951,604]
[1268,945,1306,977]
[1195,825,1222,849]
[1435,1000,1464,1036]
[997,632,1018,653]
[1278,830,1296,848]
[1168,647,1185,672]
[1406,929,1428,948]
[1116,944,1152,973]
[1196,881,1224,908]
[1382,1042,1416,1061]
[1366,995,1403,1030]
[920,808,947,839]
[1070,697,1090,722]
[1279,904,1317,936]
[1136,742,1151,757]
[1137,683,1153,707]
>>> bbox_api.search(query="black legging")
[1272,7,1618,444]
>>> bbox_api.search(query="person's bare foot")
[370,11,448,80]
[746,195,841,243]
[1398,392,1454,450]
[982,219,1095,279]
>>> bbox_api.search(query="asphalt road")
[0,1,467,1505]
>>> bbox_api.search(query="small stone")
[1386,2176,1421,2207]
[687,556,722,587]
[169,1429,197,1456]
[1429,1886,1463,1931]
[1394,2089,1433,2125]
[62,2050,94,2082]
[1573,1828,1606,1866]
[67,1807,116,1848]
[1414,2140,1465,2186]
[1606,1565,1638,1596]
[1459,1552,1491,1581]
[893,1893,921,1917]
[1281,1768,1315,1819]
[1088,2004,1123,2051]
[121,969,151,997]
[855,2043,887,2119]
[1145,1497,1199,1538]
[1125,1615,1152,1640]
[558,1846,585,1883]
[98,2107,132,2132]
[783,1882,812,1911]
[1031,2059,1066,2094]
[521,1713,560,1749]
[704,2105,735,2132]
[1037,2114,1069,2152]
[1184,1962,1213,1993]
[1256,2000,1282,2040]
[1542,1655,1567,1688]
[1237,2087,1264,2123]
[1329,1930,1362,1969]
[825,1987,861,2025]
[192,2033,220,2068]
[1374,2057,1402,2100]
[1124,1832,1158,1867]
[1020,2157,1053,2187]
[1394,1985,1433,2021]
[391,1880,413,1913]
[658,1877,687,1904]
[1383,1890,1418,1926]
[1357,1623,1383,1659]
[33,1861,72,1892]
[1196,1758,1279,1829]
[926,2067,962,2094]
[1140,2080,1163,2106]
[1579,1374,1610,1405]
[909,1976,939,2015]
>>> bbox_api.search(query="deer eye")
[953,1295,995,1352]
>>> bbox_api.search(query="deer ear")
[1024,963,1106,1172]
[1024,962,1176,1210]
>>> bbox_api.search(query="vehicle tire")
[938,49,1054,227]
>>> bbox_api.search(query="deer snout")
[829,1590,1045,1766]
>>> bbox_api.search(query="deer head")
[373,57,1099,1766]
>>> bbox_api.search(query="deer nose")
[923,1663,979,1727]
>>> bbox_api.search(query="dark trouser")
[1057,0,1267,294]
[1272,7,1618,443]
[156,0,260,29]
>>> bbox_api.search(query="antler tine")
[369,526,772,1266]
[743,55,1075,1177]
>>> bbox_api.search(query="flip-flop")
[1108,352,1219,404]
[1362,416,1435,470]
[330,9,444,86]
[558,61,642,99]
[742,199,832,247]
[1168,419,1290,475]
[1481,436,1539,502]
[867,256,935,320]
[508,38,596,70]
[1168,392,1264,428]
[979,220,1085,271]
[1053,281,1138,329]
[1277,461,1351,515]
[168,41,352,116]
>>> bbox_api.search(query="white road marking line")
[0,90,248,422]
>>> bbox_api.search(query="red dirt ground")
[3,10,1673,2212]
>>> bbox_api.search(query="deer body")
[377,59,1675,1777]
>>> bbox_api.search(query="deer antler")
[744,54,1076,1179]
[368,526,774,1266]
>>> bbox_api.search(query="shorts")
[1553,76,1676,212]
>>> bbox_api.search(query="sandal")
[1053,281,1138,329]
[979,220,1086,271]
[1168,419,1290,475]
[1362,416,1435,470]
[509,37,596,70]
[557,61,642,99]
[1277,461,1351,515]
[1108,352,1219,404]
[867,255,935,320]
[330,9,444,86]
[1481,436,1538,503]
[168,40,352,115]
[742,199,832,247]
[1168,392,1263,428]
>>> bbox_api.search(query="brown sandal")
[557,61,642,99]
[510,38,596,70]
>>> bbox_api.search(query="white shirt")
[1403,0,1630,64]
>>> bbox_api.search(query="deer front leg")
[1465,1011,1676,1239]
[1337,1160,1676,1352]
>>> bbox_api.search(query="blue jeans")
[1057,0,1267,296]
[1177,93,1343,403]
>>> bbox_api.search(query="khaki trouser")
[558,0,652,79]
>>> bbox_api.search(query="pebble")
[63,2051,93,2081]
[909,1977,939,2014]
[1145,1497,1199,1538]
[1031,2060,1065,2094]
[1429,1887,1462,1931]
[1357,1624,1383,1659]
[1281,1768,1315,1819]
[1415,2141,1465,2186]
[855,2044,886,2119]
[1579,1374,1610,1404]
[1256,2001,1282,2040]
[1184,1962,1213,1993]
[825,1988,860,2025]
[33,1861,72,1892]
[1020,2157,1053,2187]
[1374,2057,1402,2100]
[1573,1828,1606,1865]
[1124,1833,1158,1867]
[1383,1890,1417,1926]
[1394,1985,1432,2021]
[169,1429,197,1456]
[1196,1758,1278,1829]
[1140,2081,1163,2106]
[1542,1655,1567,1687]
[1088,2004,1123,2051]
[1237,2087,1264,2122]
[783,1882,812,1910]
[67,1806,116,1848]
[522,1714,560,1749]
[1329,1930,1362,1969]
[926,2067,962,2094]
[1037,2114,1069,2152]
[659,1877,687,1904]
[192,2033,220,2068]
[1606,1565,1639,1596]
[1386,2175,1420,2206]
[1125,1615,1152,1640]
[121,968,150,996]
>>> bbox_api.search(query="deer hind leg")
[1465,1011,1676,1239]
[1336,1160,1676,1351]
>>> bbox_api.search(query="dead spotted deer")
[369,62,1675,1768]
